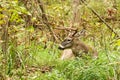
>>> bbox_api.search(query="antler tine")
[68,29,78,37]
[74,29,86,37]
[79,29,86,35]
[72,29,78,36]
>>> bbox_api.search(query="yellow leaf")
[115,39,120,46]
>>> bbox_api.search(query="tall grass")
[1,40,119,80]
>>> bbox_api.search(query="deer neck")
[72,39,89,55]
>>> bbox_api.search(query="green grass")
[0,40,119,80]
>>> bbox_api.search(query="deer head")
[58,29,85,50]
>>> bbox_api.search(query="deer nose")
[58,46,64,50]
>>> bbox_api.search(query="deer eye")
[67,39,71,41]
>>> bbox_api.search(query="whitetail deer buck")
[58,30,98,60]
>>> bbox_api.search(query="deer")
[58,29,98,60]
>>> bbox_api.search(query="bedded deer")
[58,30,98,60]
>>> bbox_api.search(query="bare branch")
[55,27,77,31]
[38,0,58,42]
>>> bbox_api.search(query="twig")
[38,0,58,42]
[108,61,120,66]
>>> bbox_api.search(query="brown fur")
[72,39,98,58]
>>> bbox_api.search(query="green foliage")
[0,0,120,80]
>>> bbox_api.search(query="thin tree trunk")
[1,13,9,54]
[71,0,83,27]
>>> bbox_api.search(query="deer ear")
[74,29,86,37]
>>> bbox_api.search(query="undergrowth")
[0,40,120,80]
[0,0,120,80]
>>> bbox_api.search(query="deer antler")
[68,28,86,38]
[74,29,86,37]
[68,29,78,37]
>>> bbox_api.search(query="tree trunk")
[71,0,83,27]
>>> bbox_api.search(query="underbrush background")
[0,37,120,80]
[0,0,120,80]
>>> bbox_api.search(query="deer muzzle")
[58,44,65,50]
